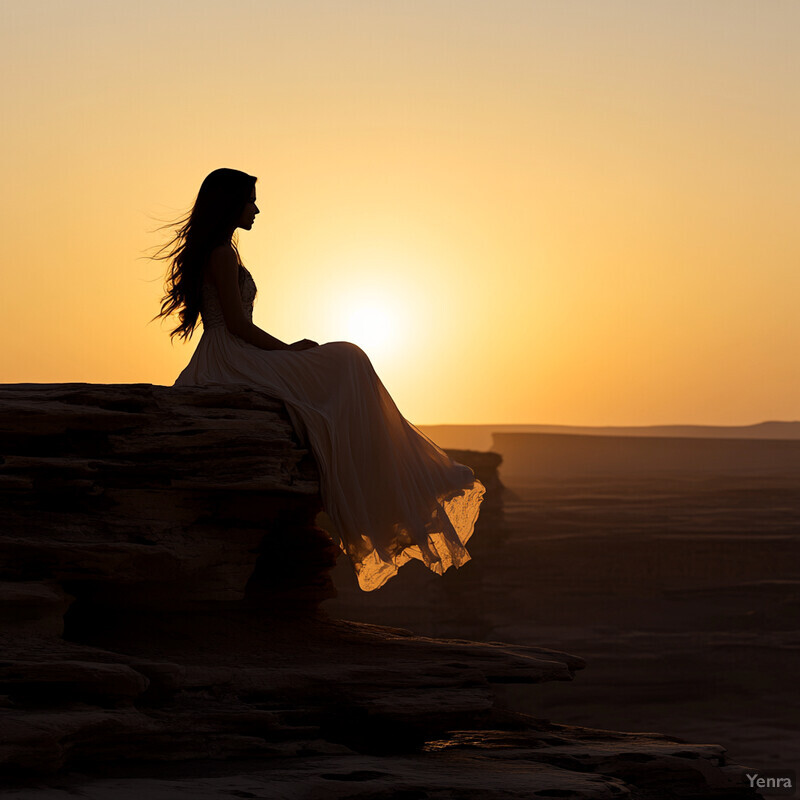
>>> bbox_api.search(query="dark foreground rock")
[0,384,760,798]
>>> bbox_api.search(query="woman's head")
[191,168,259,241]
[152,168,258,341]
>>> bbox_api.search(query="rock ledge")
[0,384,758,798]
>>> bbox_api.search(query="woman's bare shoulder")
[207,245,240,283]
[208,243,237,267]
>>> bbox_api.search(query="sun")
[343,297,399,357]
[313,244,434,362]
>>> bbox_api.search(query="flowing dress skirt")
[174,329,485,591]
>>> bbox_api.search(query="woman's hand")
[289,339,319,351]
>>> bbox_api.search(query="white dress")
[174,265,485,591]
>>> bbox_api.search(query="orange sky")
[1,1,799,426]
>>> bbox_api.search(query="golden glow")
[1,3,800,426]
[341,299,397,359]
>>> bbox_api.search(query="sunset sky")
[2,1,799,426]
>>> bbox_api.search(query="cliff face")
[0,384,758,798]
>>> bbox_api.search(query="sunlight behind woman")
[342,295,399,359]
[311,245,436,364]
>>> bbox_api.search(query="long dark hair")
[152,168,257,341]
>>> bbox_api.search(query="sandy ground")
[326,472,800,772]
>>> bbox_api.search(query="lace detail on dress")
[200,265,257,331]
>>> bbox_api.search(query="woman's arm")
[208,246,291,351]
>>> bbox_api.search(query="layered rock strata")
[0,384,759,798]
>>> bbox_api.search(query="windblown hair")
[152,168,257,341]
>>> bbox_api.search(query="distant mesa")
[493,431,800,482]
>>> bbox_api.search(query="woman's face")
[237,186,259,230]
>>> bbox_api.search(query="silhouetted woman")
[155,168,484,591]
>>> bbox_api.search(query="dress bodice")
[200,265,257,331]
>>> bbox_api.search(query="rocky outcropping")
[0,384,760,798]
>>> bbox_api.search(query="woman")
[155,168,484,591]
